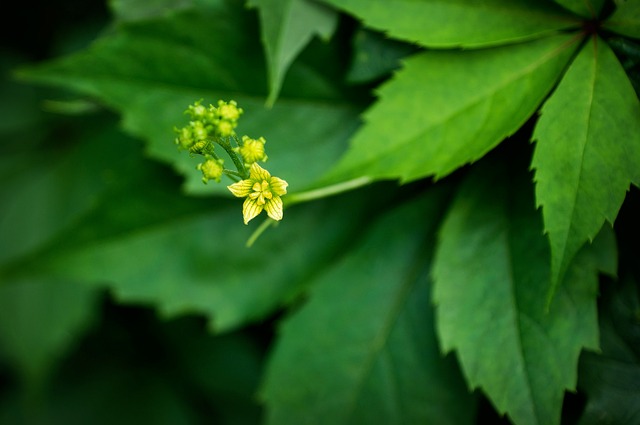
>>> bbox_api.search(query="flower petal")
[227,180,253,197]
[249,163,271,181]
[269,177,288,196]
[242,197,263,224]
[264,196,283,221]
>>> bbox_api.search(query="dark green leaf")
[0,279,100,388]
[577,276,640,425]
[604,0,640,39]
[261,187,474,425]
[247,0,338,106]
[432,159,615,425]
[321,0,579,48]
[324,34,580,185]
[346,28,419,85]
[531,36,640,299]
[551,0,605,18]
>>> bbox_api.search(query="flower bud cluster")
[173,99,287,222]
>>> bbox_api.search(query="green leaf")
[551,0,605,18]
[604,0,640,39]
[261,187,475,425]
[15,0,358,197]
[577,276,640,425]
[531,36,640,300]
[109,0,199,22]
[247,0,338,106]
[324,34,580,185]
[0,279,100,388]
[432,159,615,425]
[321,0,578,49]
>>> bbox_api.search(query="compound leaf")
[432,159,615,425]
[323,34,580,185]
[531,36,640,300]
[261,188,474,425]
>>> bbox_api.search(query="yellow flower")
[227,163,288,224]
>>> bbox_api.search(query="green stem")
[285,176,372,206]
[246,217,276,247]
[217,138,247,178]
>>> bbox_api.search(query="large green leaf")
[15,0,359,197]
[247,0,338,106]
[261,187,475,425]
[323,34,580,185]
[0,106,383,333]
[604,0,640,39]
[531,36,640,300]
[551,0,605,18]
[432,159,616,425]
[321,0,578,48]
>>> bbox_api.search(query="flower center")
[249,180,273,205]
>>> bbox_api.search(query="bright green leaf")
[604,0,640,39]
[321,0,578,48]
[0,279,100,388]
[261,187,475,425]
[432,160,615,425]
[531,36,640,300]
[15,0,358,197]
[551,0,605,18]
[323,34,581,185]
[247,0,338,106]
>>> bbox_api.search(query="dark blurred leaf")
[0,279,100,390]
[578,276,640,425]
[604,0,640,39]
[551,0,605,18]
[15,0,361,197]
[261,187,476,425]
[346,28,419,85]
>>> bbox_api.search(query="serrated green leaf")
[261,188,475,425]
[15,0,358,197]
[247,0,338,106]
[551,0,605,18]
[604,0,640,39]
[0,279,100,388]
[531,36,640,301]
[321,0,578,49]
[324,34,580,185]
[432,160,614,425]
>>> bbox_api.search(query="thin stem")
[217,139,247,178]
[246,218,276,247]
[285,176,372,206]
